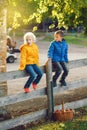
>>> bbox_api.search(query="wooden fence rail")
[0,58,87,129]
[0,58,87,82]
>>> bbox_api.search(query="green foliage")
[6,0,87,34]
[7,0,39,29]
[79,7,87,35]
[31,0,87,28]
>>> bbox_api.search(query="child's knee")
[58,68,62,74]
[31,74,37,80]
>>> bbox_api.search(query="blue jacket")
[48,39,68,62]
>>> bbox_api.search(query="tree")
[0,0,8,96]
[6,0,87,34]
[7,0,39,29]
[78,7,87,34]
[29,0,87,34]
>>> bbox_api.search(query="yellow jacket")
[19,43,39,70]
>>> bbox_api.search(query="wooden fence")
[0,58,87,129]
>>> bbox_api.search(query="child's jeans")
[52,62,69,82]
[24,64,43,88]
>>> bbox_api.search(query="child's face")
[26,36,32,45]
[54,34,63,42]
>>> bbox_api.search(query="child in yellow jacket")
[19,32,43,93]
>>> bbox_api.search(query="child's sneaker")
[24,88,30,93]
[32,83,37,90]
[59,80,67,86]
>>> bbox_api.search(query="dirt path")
[7,38,87,95]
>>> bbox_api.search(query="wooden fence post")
[46,60,54,119]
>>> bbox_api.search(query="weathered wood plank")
[0,98,87,130]
[54,86,87,105]
[0,109,47,130]
[0,85,87,120]
[0,87,46,107]
[0,66,45,82]
[54,98,87,111]
[0,78,87,108]
[0,58,87,129]
[69,58,87,69]
[54,78,87,94]
[0,58,87,82]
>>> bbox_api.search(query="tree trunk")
[0,8,7,96]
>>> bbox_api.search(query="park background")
[0,0,87,130]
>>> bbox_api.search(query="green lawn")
[25,107,87,130]
[65,34,87,46]
[42,32,87,46]
[11,30,87,47]
[26,117,87,130]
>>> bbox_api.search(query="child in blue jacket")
[48,30,69,87]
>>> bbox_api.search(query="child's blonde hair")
[24,32,36,43]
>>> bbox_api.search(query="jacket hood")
[20,43,26,51]
[20,43,32,51]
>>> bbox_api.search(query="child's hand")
[45,58,52,65]
[48,58,52,61]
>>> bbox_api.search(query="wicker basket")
[54,102,74,121]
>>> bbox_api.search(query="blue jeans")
[24,64,43,88]
[52,62,69,82]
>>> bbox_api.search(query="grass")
[26,119,87,130]
[42,32,87,46]
[26,117,87,130]
[10,29,87,47]
[65,34,87,46]
[25,107,87,130]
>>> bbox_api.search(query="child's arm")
[48,43,54,59]
[64,44,68,63]
[19,48,27,70]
